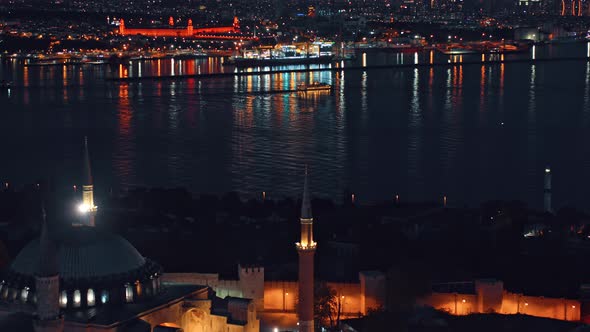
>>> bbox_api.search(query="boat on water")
[297,82,332,92]
[436,46,479,55]
[437,41,531,55]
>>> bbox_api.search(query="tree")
[314,282,338,329]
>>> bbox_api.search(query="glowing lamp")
[78,203,90,213]
[545,168,551,173]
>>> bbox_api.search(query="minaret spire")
[301,165,312,220]
[84,136,93,186]
[78,136,97,227]
[296,165,316,332]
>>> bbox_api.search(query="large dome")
[1,226,163,310]
[10,227,146,279]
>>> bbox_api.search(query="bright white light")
[73,290,81,307]
[273,328,279,332]
[87,289,95,306]
[78,203,90,213]
[545,168,551,173]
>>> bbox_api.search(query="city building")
[118,16,254,40]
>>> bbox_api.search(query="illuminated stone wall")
[326,282,363,315]
[239,266,265,310]
[164,271,384,317]
[501,292,580,321]
[263,281,298,311]
[417,290,581,321]
[360,271,387,314]
[416,293,478,315]
[163,273,243,298]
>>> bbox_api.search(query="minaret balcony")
[78,203,97,214]
[295,242,317,251]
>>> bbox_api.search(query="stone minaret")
[34,207,64,332]
[296,167,316,332]
[544,167,552,213]
[79,137,97,227]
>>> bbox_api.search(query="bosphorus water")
[2,43,590,209]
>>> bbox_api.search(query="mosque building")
[0,139,260,332]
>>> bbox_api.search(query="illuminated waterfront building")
[118,16,252,40]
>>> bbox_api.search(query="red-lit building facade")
[118,16,250,39]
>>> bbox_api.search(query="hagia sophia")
[0,139,584,332]
[0,139,260,332]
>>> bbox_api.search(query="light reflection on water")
[2,43,590,209]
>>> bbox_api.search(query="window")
[59,291,68,308]
[20,288,29,303]
[135,281,142,297]
[87,289,95,307]
[152,278,158,294]
[73,290,81,308]
[125,284,133,303]
[100,290,109,304]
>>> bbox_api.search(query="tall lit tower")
[544,167,552,213]
[78,137,97,226]
[34,207,64,332]
[296,167,316,332]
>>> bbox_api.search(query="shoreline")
[106,56,590,82]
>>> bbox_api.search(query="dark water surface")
[2,43,590,209]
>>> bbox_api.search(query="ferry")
[436,41,531,55]
[436,46,479,55]
[296,82,332,92]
